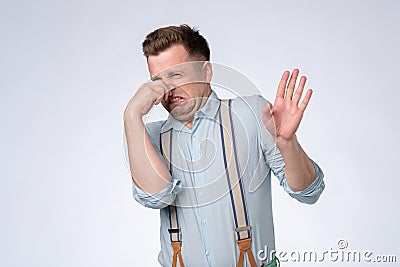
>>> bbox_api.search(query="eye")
[170,72,183,79]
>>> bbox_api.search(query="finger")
[299,89,313,112]
[159,79,174,103]
[154,88,168,105]
[154,79,170,94]
[276,71,290,101]
[293,76,307,105]
[286,68,299,100]
[148,80,169,105]
[154,95,163,105]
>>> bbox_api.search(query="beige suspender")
[219,99,257,267]
[219,99,252,240]
[160,99,257,267]
[160,130,184,267]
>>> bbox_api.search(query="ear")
[203,61,213,83]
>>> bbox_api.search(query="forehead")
[147,44,192,77]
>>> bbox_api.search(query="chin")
[171,111,194,122]
[171,107,197,123]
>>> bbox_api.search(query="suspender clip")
[168,228,180,234]
[235,226,251,232]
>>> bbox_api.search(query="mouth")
[168,96,187,109]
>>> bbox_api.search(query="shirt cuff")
[132,176,182,209]
[280,160,325,204]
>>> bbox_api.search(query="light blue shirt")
[132,91,325,267]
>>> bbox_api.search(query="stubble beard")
[170,96,209,123]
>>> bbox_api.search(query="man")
[124,24,325,267]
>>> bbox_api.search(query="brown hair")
[142,24,210,61]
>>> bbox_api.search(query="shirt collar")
[161,90,220,133]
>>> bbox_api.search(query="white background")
[1,0,399,266]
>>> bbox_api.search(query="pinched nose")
[163,87,174,102]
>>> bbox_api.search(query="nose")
[162,76,178,91]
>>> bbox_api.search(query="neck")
[180,88,213,130]
[185,120,194,130]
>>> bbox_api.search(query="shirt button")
[205,251,210,256]
[198,191,203,197]
[201,219,206,225]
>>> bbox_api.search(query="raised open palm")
[262,69,313,143]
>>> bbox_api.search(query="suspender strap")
[219,99,251,239]
[171,241,185,267]
[160,130,184,267]
[237,238,257,267]
[161,130,181,242]
[219,99,257,267]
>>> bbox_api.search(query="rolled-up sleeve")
[132,177,182,209]
[255,94,325,204]
[275,160,325,204]
[125,121,182,209]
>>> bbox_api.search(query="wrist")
[124,102,143,120]
[276,135,299,151]
[124,110,143,124]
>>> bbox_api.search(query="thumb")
[262,103,273,123]
[261,103,276,137]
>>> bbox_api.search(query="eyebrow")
[150,75,161,81]
[151,69,184,81]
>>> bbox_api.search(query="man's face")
[147,44,212,124]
